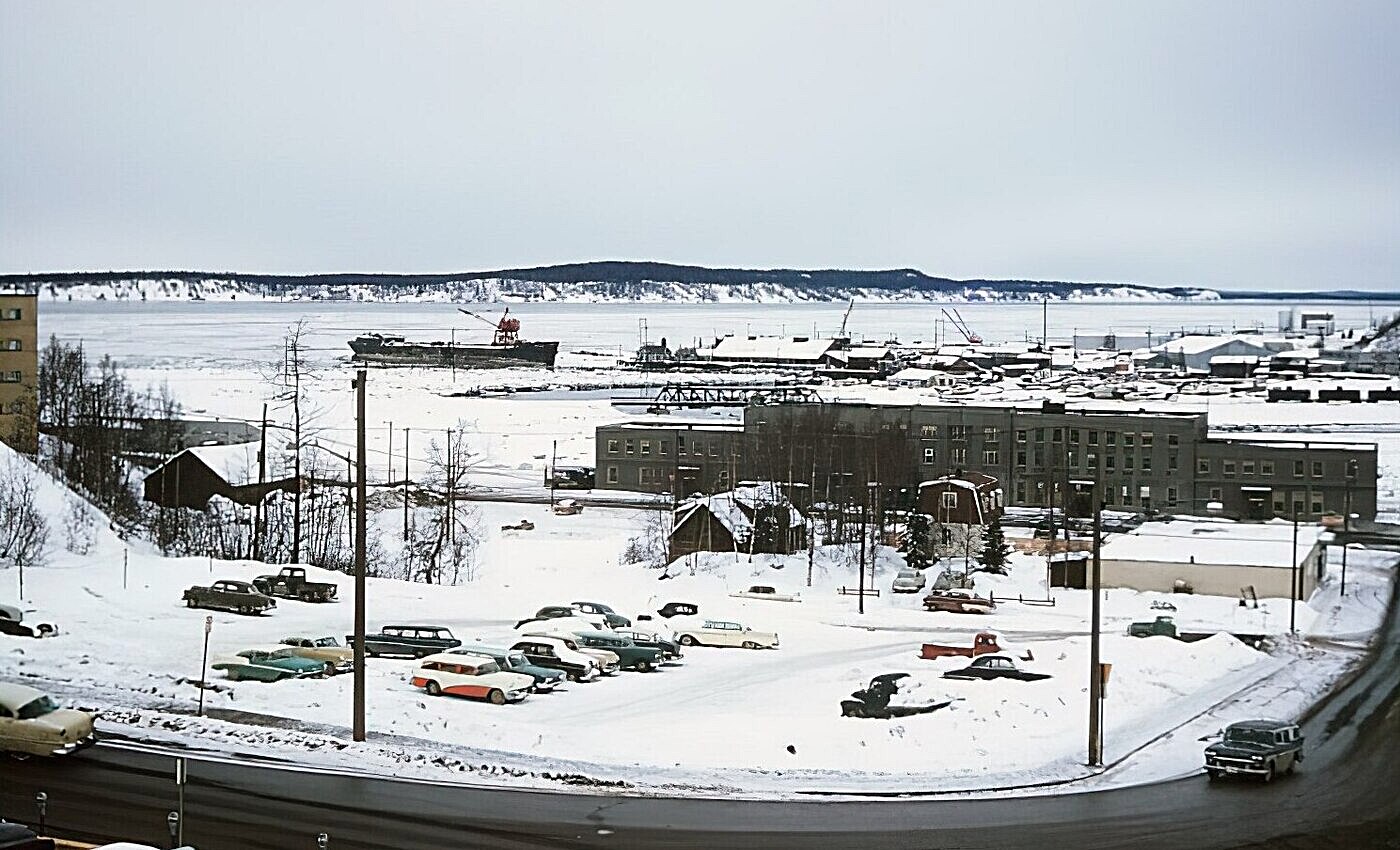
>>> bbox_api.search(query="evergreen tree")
[979,516,1012,574]
[904,512,935,570]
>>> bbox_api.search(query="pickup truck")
[252,567,338,602]
[920,631,1031,661]
[183,580,276,615]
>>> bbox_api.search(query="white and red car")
[411,653,535,704]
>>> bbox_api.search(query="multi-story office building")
[596,399,1379,521]
[594,418,744,496]
[0,287,38,452]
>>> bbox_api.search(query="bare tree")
[400,427,481,585]
[265,320,324,563]
[0,454,49,567]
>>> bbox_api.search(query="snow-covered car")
[524,631,621,674]
[552,499,583,516]
[278,636,354,673]
[941,654,1050,682]
[514,614,602,635]
[891,570,927,593]
[516,606,607,630]
[923,589,996,614]
[0,602,58,638]
[840,673,954,719]
[411,653,535,704]
[673,619,779,649]
[212,648,329,682]
[729,585,801,603]
[510,636,602,682]
[0,682,97,757]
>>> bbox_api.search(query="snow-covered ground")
[2,439,1393,796]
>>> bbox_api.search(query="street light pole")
[1088,485,1104,767]
[1342,459,1357,597]
[198,615,212,717]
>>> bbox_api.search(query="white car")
[525,631,621,674]
[514,614,605,634]
[511,636,602,682]
[0,682,97,757]
[411,653,535,704]
[729,585,801,603]
[673,619,779,649]
[891,570,927,593]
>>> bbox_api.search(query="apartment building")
[0,287,38,452]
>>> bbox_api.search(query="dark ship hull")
[349,334,559,368]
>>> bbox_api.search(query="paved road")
[4,582,1398,850]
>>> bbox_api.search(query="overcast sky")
[2,2,1396,291]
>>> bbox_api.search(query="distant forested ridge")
[3,262,1392,302]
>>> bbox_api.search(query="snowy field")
[2,300,1394,795]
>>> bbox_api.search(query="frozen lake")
[40,299,1388,371]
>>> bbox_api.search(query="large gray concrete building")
[596,399,1379,522]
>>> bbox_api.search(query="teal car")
[570,630,664,672]
[212,648,329,682]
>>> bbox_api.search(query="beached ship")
[349,308,559,368]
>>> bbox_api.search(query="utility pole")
[256,402,267,561]
[550,439,558,510]
[353,369,367,743]
[345,454,354,556]
[445,428,454,550]
[1343,459,1357,596]
[403,427,410,542]
[198,615,212,717]
[1088,489,1104,767]
[857,496,867,615]
[1289,510,1299,635]
[386,420,394,484]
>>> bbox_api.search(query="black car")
[350,625,461,658]
[572,601,631,629]
[1205,720,1304,782]
[942,655,1051,682]
[656,601,699,619]
[514,605,578,630]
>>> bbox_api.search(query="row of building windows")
[1198,458,1331,478]
[1010,479,1181,508]
[921,444,1181,473]
[604,437,729,458]
[602,465,729,488]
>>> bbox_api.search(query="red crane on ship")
[458,307,522,346]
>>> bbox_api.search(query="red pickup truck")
[920,631,1033,661]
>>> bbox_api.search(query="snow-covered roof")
[706,336,837,361]
[673,482,804,536]
[1155,335,1271,356]
[1209,355,1262,364]
[1099,519,1324,569]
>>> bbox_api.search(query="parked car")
[729,585,801,603]
[182,580,276,615]
[655,601,699,619]
[212,648,330,681]
[840,673,954,719]
[515,605,606,630]
[673,620,779,649]
[568,630,664,672]
[252,567,338,602]
[350,625,461,658]
[0,821,54,849]
[571,601,631,628]
[0,682,96,757]
[1128,615,1178,638]
[511,636,601,682]
[1204,720,1304,782]
[891,570,927,594]
[613,627,683,661]
[930,567,976,591]
[923,589,996,614]
[411,653,534,704]
[0,603,57,639]
[552,499,583,516]
[278,636,354,673]
[452,646,565,692]
[524,631,621,674]
[501,519,535,531]
[942,654,1051,682]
